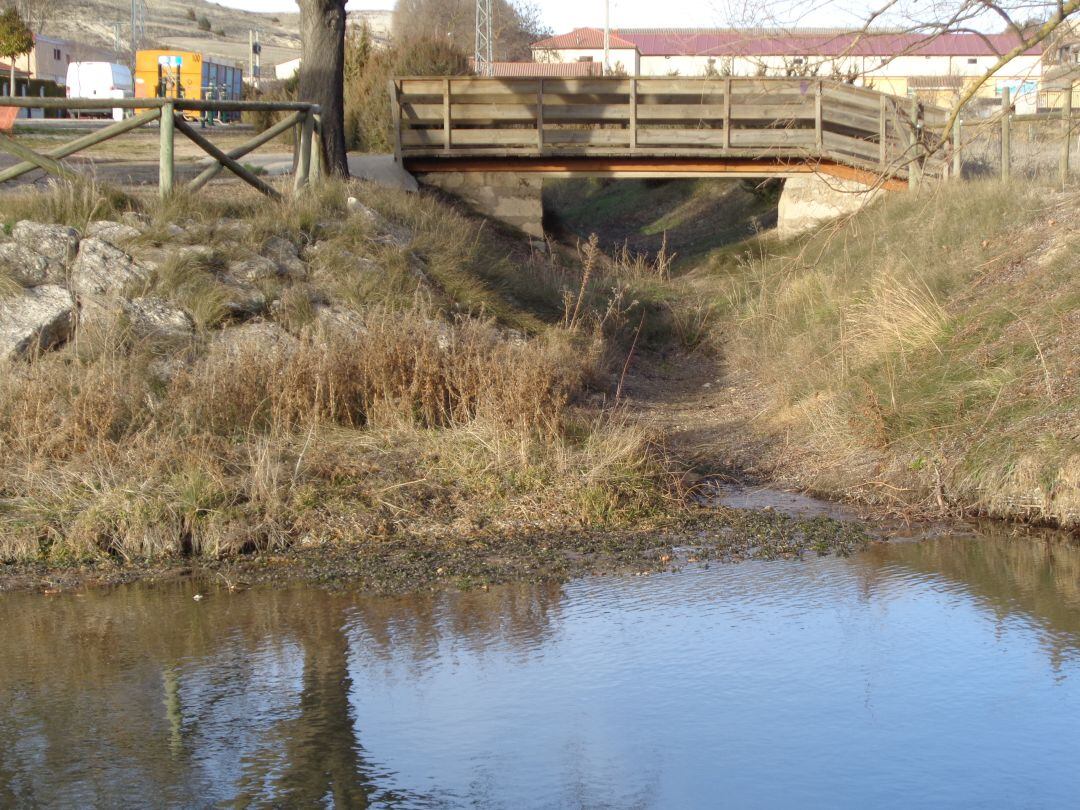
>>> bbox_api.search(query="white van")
[65,62,134,120]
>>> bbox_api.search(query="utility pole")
[249,29,262,89]
[603,0,610,75]
[130,0,138,68]
[474,0,492,76]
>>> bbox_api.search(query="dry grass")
[0,178,679,564]
[700,178,1079,527]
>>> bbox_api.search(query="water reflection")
[1,529,1079,807]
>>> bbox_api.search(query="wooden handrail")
[391,75,946,181]
[0,96,320,113]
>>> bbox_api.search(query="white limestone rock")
[86,220,143,246]
[0,284,76,360]
[0,242,55,286]
[122,296,195,341]
[70,238,151,301]
[12,221,80,265]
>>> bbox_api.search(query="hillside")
[40,1,392,73]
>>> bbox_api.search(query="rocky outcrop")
[12,222,80,265]
[260,236,307,279]
[227,255,281,283]
[0,285,76,360]
[122,296,195,341]
[71,237,152,302]
[86,220,142,246]
[0,242,56,286]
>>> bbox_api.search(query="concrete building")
[532,28,1076,112]
[25,35,114,86]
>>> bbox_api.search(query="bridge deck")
[392,77,950,182]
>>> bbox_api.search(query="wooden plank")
[536,104,631,122]
[536,79,632,94]
[443,78,451,152]
[729,102,815,120]
[629,77,637,149]
[729,128,816,147]
[634,78,728,95]
[635,103,726,120]
[822,130,881,162]
[0,107,161,184]
[542,129,632,145]
[172,115,281,199]
[821,103,880,133]
[447,129,541,146]
[189,110,303,193]
[822,84,884,112]
[0,131,79,182]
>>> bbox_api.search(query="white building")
[532,28,1064,111]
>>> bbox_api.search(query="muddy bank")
[0,503,877,594]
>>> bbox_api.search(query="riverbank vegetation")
[702,179,1078,527]
[0,179,686,566]
[549,176,1077,529]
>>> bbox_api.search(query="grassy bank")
[697,179,1078,528]
[0,179,684,566]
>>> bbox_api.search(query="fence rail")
[392,76,952,181]
[0,97,323,197]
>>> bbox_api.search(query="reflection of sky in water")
[1,532,1079,808]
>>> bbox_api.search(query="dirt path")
[618,348,778,479]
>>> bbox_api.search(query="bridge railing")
[391,76,950,179]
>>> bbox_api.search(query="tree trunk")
[297,0,349,178]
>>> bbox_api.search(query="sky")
[214,0,882,33]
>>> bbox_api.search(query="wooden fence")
[0,97,323,198]
[391,76,953,181]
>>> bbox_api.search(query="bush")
[186,9,196,21]
[197,15,211,32]
[344,25,471,152]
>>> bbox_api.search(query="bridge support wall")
[413,171,544,238]
[777,173,881,238]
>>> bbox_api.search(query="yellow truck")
[134,50,244,119]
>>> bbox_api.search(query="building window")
[793,57,804,65]
[53,48,61,60]
[967,57,978,64]
[577,56,593,62]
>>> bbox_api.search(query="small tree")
[197,15,212,32]
[0,8,33,96]
[186,8,196,22]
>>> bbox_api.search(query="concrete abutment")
[413,171,544,239]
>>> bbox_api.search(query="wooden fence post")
[295,108,313,191]
[159,101,175,197]
[879,94,887,167]
[388,79,402,162]
[814,80,823,152]
[723,76,732,150]
[1062,82,1073,184]
[536,78,544,154]
[1000,86,1011,180]
[443,78,451,152]
[952,113,962,180]
[629,77,638,150]
[908,95,921,190]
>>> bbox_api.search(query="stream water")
[2,524,1080,808]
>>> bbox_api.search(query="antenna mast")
[474,0,493,76]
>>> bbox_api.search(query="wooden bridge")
[390,76,951,188]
